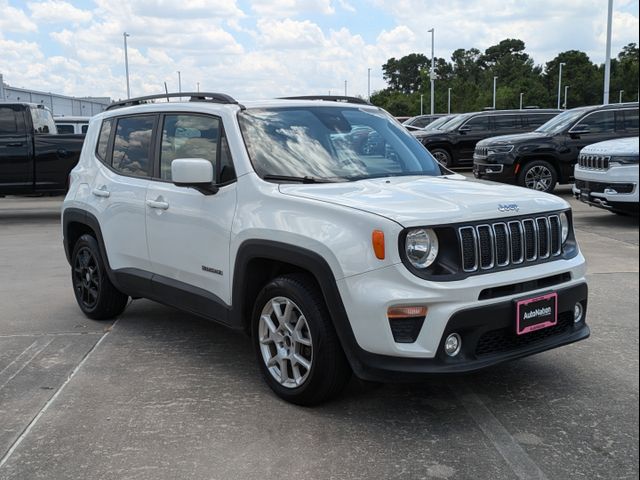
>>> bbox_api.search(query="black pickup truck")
[1,103,85,195]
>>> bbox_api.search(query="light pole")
[519,92,524,110]
[447,88,451,114]
[367,68,371,101]
[344,80,347,96]
[428,28,435,115]
[564,85,570,109]
[420,94,424,115]
[197,82,200,93]
[557,62,566,110]
[177,71,182,94]
[123,32,131,99]
[619,90,624,103]
[603,0,613,104]
[492,76,498,109]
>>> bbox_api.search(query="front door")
[0,105,30,191]
[145,113,237,309]
[456,115,491,164]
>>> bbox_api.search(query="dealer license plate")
[516,292,558,335]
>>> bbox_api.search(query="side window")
[575,111,615,134]
[622,109,639,131]
[492,115,519,130]
[112,116,155,177]
[96,118,113,162]
[29,107,56,134]
[0,107,19,134]
[219,132,236,183]
[159,114,219,181]
[463,116,490,131]
[525,114,556,129]
[81,124,89,134]
[413,117,432,128]
[56,124,74,134]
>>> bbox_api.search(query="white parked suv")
[573,137,639,216]
[62,93,590,405]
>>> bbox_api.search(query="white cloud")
[28,0,93,24]
[257,19,326,49]
[250,0,335,18]
[0,0,37,33]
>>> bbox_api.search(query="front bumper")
[344,282,589,382]
[573,165,639,214]
[473,155,517,183]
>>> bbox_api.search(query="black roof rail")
[279,95,371,105]
[106,92,239,111]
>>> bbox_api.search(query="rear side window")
[621,109,639,131]
[112,116,155,177]
[96,119,113,162]
[81,124,89,134]
[0,107,19,134]
[492,115,519,130]
[159,114,220,181]
[56,124,74,134]
[29,107,56,134]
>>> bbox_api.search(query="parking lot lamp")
[448,88,451,114]
[428,28,435,115]
[619,90,624,103]
[519,92,524,110]
[557,62,565,109]
[492,76,498,109]
[564,85,570,109]
[177,71,182,94]
[123,32,130,99]
[603,0,613,104]
[420,94,424,115]
[367,68,371,101]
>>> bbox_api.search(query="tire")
[430,148,453,168]
[71,234,129,320]
[518,160,558,193]
[252,274,351,406]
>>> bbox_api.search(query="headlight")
[609,155,639,165]
[488,145,514,155]
[560,212,570,244]
[405,229,439,269]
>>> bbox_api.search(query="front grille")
[575,179,636,194]
[475,146,488,157]
[475,313,573,357]
[578,154,610,170]
[459,214,563,273]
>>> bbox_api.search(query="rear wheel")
[430,148,453,168]
[518,160,558,193]
[252,274,351,405]
[71,234,129,320]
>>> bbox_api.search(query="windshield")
[238,106,442,182]
[425,115,455,131]
[535,108,587,134]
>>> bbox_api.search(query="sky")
[0,0,638,101]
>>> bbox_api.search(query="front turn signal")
[387,306,428,319]
[372,230,385,260]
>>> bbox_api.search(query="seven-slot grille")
[475,146,489,157]
[578,154,610,170]
[458,215,562,273]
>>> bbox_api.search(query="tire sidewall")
[430,147,453,168]
[251,277,335,403]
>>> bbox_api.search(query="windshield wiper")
[262,174,343,184]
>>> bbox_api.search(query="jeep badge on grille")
[498,203,519,212]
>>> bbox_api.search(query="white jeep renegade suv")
[62,93,589,405]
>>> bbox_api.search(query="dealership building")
[0,74,111,117]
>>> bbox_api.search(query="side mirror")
[171,158,218,195]
[569,125,590,136]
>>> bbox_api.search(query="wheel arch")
[231,240,364,372]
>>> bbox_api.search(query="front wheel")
[430,148,453,168]
[252,274,351,405]
[518,160,558,193]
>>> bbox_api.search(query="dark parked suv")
[473,102,639,193]
[413,109,560,167]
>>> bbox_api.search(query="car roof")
[54,116,91,122]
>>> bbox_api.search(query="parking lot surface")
[0,185,638,480]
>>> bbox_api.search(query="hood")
[581,136,639,156]
[278,175,568,227]
[477,131,552,146]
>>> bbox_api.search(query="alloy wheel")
[524,165,553,191]
[258,296,313,389]
[73,247,100,309]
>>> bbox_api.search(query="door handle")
[92,187,110,198]
[6,142,23,147]
[146,199,169,210]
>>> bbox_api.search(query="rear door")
[0,105,31,192]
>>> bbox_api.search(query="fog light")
[604,188,618,195]
[444,333,462,357]
[574,302,584,323]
